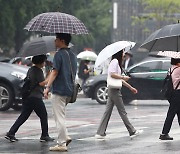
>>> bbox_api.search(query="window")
[130,61,160,73]
[161,61,171,71]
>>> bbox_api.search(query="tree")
[59,0,112,53]
[0,0,112,55]
[0,0,62,55]
[132,0,180,37]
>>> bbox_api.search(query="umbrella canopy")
[18,36,56,57]
[95,41,136,68]
[24,12,89,35]
[18,36,74,57]
[77,51,97,61]
[157,51,180,58]
[141,23,180,51]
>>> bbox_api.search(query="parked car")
[83,57,171,104]
[0,56,10,62]
[0,62,28,111]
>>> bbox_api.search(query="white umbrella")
[77,50,97,61]
[157,51,180,58]
[95,41,136,68]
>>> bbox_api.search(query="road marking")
[77,127,146,141]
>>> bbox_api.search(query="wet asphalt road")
[0,98,180,154]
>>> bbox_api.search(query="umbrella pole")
[178,35,179,52]
[178,20,180,52]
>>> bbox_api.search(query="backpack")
[21,68,38,100]
[161,67,180,100]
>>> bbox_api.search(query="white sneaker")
[130,130,143,139]
[49,145,67,151]
[95,134,105,139]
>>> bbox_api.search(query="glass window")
[161,61,171,71]
[129,61,160,73]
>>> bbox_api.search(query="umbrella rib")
[149,39,157,52]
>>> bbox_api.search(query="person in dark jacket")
[5,55,54,142]
[78,60,91,88]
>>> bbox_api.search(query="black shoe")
[66,138,72,146]
[40,136,54,142]
[5,133,18,142]
[159,134,173,140]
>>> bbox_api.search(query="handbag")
[66,51,80,103]
[107,74,122,89]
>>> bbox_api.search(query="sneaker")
[95,134,106,139]
[40,136,54,142]
[159,134,173,140]
[130,130,143,139]
[5,133,18,142]
[66,138,72,146]
[49,145,67,152]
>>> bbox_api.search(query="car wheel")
[0,83,14,111]
[94,83,108,104]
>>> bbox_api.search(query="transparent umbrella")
[95,41,136,68]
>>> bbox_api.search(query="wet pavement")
[0,98,180,154]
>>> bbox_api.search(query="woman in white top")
[95,50,140,139]
[160,58,180,140]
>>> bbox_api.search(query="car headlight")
[11,71,26,80]
[85,79,94,85]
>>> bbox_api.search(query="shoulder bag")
[65,51,80,103]
[107,74,122,89]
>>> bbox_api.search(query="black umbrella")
[18,36,74,57]
[141,23,180,52]
[18,36,56,57]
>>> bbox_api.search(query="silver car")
[0,62,28,111]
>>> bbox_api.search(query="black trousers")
[8,97,49,137]
[162,90,180,134]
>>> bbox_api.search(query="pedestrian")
[122,51,134,70]
[159,58,180,140]
[78,60,91,88]
[5,54,54,142]
[44,33,77,152]
[95,50,141,139]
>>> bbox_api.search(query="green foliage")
[74,0,112,53]
[0,0,112,55]
[132,0,180,30]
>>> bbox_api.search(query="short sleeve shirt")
[52,48,77,96]
[28,66,45,98]
[108,59,122,76]
[171,65,180,90]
